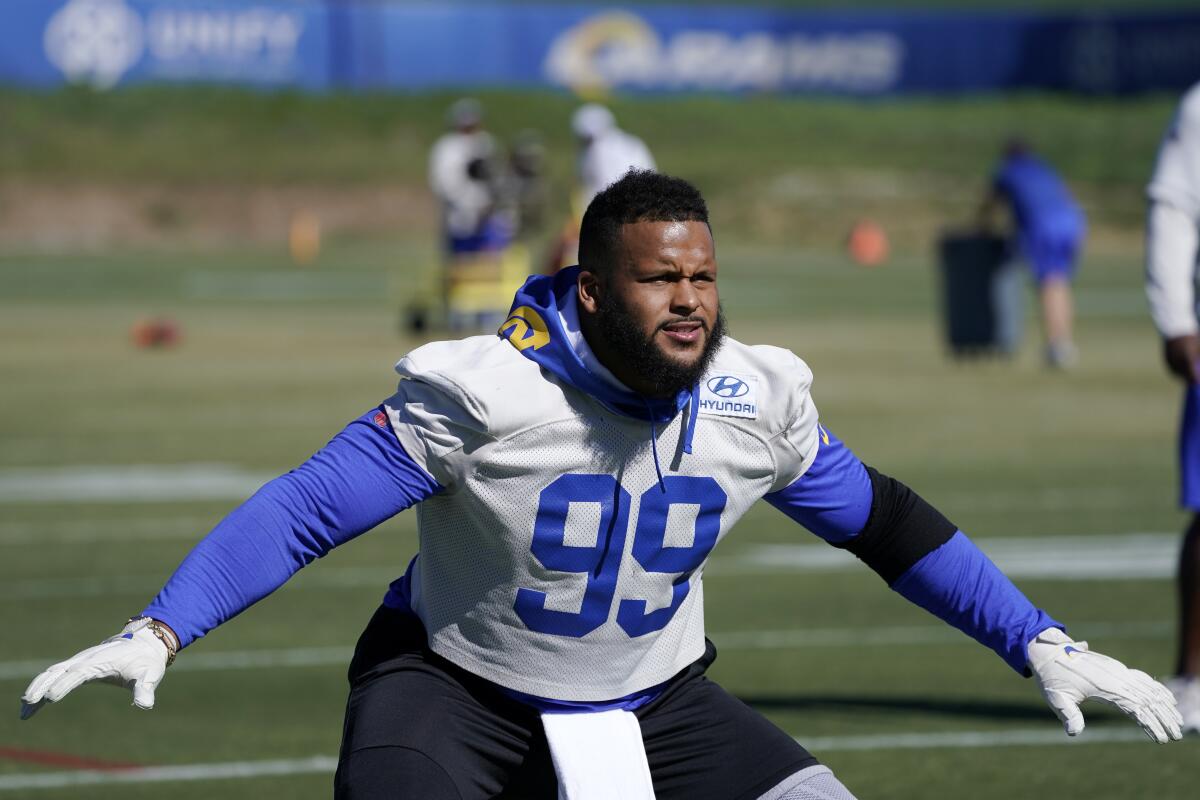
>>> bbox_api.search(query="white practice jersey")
[382,334,819,700]
[1149,83,1200,221]
[1147,83,1200,338]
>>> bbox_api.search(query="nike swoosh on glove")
[1027,627,1183,743]
[20,618,172,719]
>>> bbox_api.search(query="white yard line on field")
[0,516,219,544]
[0,532,1178,607]
[0,567,399,600]
[0,646,352,681]
[708,620,1170,650]
[0,727,1160,791]
[706,532,1179,581]
[0,466,1167,512]
[0,465,273,504]
[0,621,1169,683]
[0,533,1179,602]
[798,725,1151,752]
[0,755,339,791]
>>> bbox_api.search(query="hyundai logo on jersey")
[706,376,749,398]
[699,374,758,419]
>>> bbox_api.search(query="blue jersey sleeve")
[766,428,1060,674]
[141,408,442,648]
[893,533,1062,675]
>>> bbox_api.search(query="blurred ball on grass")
[847,219,889,267]
[130,316,181,349]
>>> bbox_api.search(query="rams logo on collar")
[499,306,551,352]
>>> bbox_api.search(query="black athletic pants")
[335,605,817,799]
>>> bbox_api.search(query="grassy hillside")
[0,87,1179,252]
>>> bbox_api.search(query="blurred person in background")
[545,104,658,273]
[573,103,656,209]
[979,138,1087,369]
[1146,81,1200,734]
[422,98,515,332]
[429,98,510,258]
[501,129,549,241]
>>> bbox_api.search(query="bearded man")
[23,171,1181,799]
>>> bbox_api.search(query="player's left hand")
[1027,627,1182,743]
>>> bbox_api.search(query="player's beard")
[595,292,727,399]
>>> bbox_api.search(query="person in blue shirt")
[980,138,1087,368]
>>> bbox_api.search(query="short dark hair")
[578,170,709,278]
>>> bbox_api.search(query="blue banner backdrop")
[2,0,1198,95]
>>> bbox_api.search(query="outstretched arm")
[141,409,440,647]
[22,408,440,717]
[766,427,1182,743]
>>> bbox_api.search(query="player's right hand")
[20,618,175,719]
[1164,334,1200,383]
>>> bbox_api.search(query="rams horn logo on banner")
[706,376,749,398]
[543,11,659,95]
[499,306,551,352]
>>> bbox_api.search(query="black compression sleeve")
[833,466,957,584]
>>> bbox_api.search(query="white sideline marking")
[0,567,398,600]
[0,465,272,504]
[0,646,351,681]
[798,725,1150,752]
[0,466,1166,512]
[0,621,1168,682]
[709,619,1170,650]
[933,486,1166,513]
[708,532,1179,581]
[0,516,218,544]
[0,727,1160,791]
[0,756,338,791]
[0,532,1178,602]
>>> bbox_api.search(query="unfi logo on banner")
[44,0,144,89]
[43,0,305,90]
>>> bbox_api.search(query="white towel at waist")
[541,709,656,799]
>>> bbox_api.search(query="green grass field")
[1,77,1196,796]
[0,220,1195,797]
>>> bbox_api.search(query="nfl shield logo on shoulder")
[698,374,758,419]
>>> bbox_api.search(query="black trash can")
[937,231,1024,357]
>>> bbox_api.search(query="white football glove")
[20,618,177,719]
[1027,627,1182,743]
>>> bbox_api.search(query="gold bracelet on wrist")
[127,617,179,667]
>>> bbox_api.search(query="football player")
[1147,81,1200,735]
[979,138,1087,368]
[24,171,1180,798]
